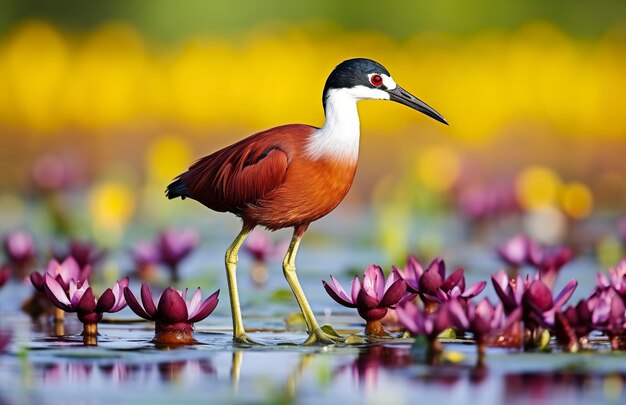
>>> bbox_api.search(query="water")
[0,212,623,404]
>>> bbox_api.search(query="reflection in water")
[504,372,626,403]
[339,345,413,387]
[230,350,316,401]
[37,358,215,386]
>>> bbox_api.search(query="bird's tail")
[166,177,188,200]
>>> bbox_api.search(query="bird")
[166,58,447,345]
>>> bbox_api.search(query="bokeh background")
[1,0,625,267]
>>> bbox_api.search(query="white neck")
[306,88,362,163]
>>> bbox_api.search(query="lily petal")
[156,287,189,323]
[140,282,157,317]
[124,287,152,320]
[188,289,219,323]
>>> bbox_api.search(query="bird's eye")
[370,74,383,87]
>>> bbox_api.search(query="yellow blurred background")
[0,1,625,250]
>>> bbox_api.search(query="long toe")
[233,333,264,347]
[303,327,345,346]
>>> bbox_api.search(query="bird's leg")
[283,228,343,345]
[225,226,258,345]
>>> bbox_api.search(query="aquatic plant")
[2,230,36,277]
[588,288,625,350]
[396,300,455,363]
[30,257,93,321]
[31,257,92,292]
[449,298,520,365]
[42,275,128,344]
[595,260,626,301]
[521,278,578,347]
[129,241,161,280]
[396,257,485,312]
[155,229,199,282]
[497,234,533,268]
[554,299,594,352]
[323,265,406,336]
[0,265,10,288]
[243,232,280,286]
[491,270,527,315]
[124,283,219,345]
[62,240,106,269]
[527,245,573,289]
[0,331,11,353]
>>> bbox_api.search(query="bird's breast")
[244,155,358,229]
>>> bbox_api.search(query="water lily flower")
[397,257,485,312]
[156,229,199,282]
[528,245,573,289]
[0,265,10,288]
[589,288,625,350]
[448,298,521,364]
[42,275,128,343]
[595,260,626,301]
[30,257,91,292]
[323,265,406,336]
[554,299,594,352]
[396,300,455,363]
[491,270,527,315]
[0,331,11,353]
[66,240,106,269]
[243,232,280,287]
[521,278,578,345]
[124,283,219,345]
[129,241,161,280]
[497,234,534,268]
[3,230,36,277]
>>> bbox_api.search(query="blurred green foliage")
[1,0,625,43]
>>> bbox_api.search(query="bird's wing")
[178,124,314,213]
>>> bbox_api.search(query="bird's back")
[167,124,316,214]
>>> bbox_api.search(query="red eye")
[370,74,383,87]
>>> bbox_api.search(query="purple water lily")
[323,265,407,336]
[528,245,573,289]
[31,257,92,293]
[596,260,626,302]
[129,241,161,280]
[156,229,199,282]
[397,257,485,311]
[554,299,594,352]
[522,278,578,333]
[449,298,521,363]
[65,240,106,269]
[491,270,527,315]
[244,231,276,263]
[396,300,455,363]
[3,230,36,277]
[0,265,10,288]
[124,283,219,345]
[497,234,534,268]
[243,232,281,287]
[43,275,128,343]
[0,331,11,353]
[589,288,625,350]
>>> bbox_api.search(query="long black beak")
[387,85,448,125]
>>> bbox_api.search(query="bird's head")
[322,58,447,125]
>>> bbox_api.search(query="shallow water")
[0,213,623,404]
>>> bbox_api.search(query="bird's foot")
[303,327,344,346]
[233,333,263,346]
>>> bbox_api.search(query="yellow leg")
[225,227,258,344]
[282,230,343,345]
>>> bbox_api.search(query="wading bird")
[167,58,447,345]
